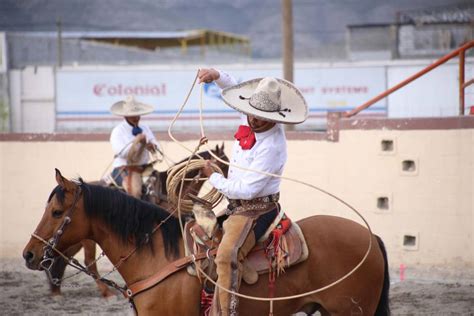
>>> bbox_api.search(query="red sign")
[93,83,167,97]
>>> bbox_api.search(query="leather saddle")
[183,213,309,284]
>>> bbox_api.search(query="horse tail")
[375,235,391,316]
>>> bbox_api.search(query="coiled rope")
[167,70,374,314]
[166,159,224,212]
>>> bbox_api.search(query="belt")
[228,193,280,208]
[226,193,280,217]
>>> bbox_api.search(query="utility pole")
[282,0,294,130]
[56,18,63,68]
[282,0,293,83]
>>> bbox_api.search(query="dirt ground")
[1,258,473,315]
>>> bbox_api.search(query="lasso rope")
[163,70,225,212]
[166,159,224,212]
[166,69,374,311]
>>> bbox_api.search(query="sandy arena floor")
[1,258,473,315]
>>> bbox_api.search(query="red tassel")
[265,214,293,300]
[200,288,214,316]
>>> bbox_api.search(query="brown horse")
[45,145,228,297]
[24,170,390,315]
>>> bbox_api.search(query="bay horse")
[24,170,390,315]
[45,144,228,297]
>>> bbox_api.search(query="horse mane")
[79,182,181,259]
[48,186,65,204]
[176,150,212,164]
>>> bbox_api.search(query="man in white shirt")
[108,96,160,198]
[198,69,308,316]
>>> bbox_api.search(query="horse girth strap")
[125,249,218,299]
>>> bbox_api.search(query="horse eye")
[52,210,64,218]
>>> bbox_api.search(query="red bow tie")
[234,125,256,150]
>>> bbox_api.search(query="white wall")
[0,32,6,74]
[8,70,21,132]
[387,62,474,117]
[9,66,55,132]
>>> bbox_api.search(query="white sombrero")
[221,77,308,124]
[110,95,154,116]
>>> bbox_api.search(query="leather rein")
[125,248,217,298]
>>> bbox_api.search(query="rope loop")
[166,69,375,306]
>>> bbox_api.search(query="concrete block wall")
[1,126,473,278]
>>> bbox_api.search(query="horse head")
[23,169,89,271]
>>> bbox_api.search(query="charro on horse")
[24,170,389,315]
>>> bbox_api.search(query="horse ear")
[221,142,225,151]
[55,169,76,191]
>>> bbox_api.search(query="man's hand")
[136,133,147,144]
[198,68,220,84]
[201,160,214,178]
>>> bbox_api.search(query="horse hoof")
[50,289,62,297]
[50,293,64,301]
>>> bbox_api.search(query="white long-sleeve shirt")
[208,70,287,200]
[110,121,159,168]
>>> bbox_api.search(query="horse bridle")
[31,185,83,285]
[31,183,178,297]
[32,185,128,294]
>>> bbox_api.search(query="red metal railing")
[344,40,474,118]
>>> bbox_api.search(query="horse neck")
[89,217,185,285]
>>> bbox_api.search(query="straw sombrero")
[110,95,154,116]
[221,77,308,124]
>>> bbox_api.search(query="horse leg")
[82,240,116,298]
[47,257,67,296]
[311,244,385,315]
[319,236,390,316]
[47,243,82,295]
